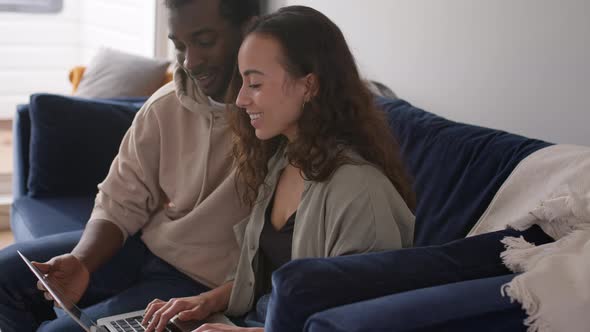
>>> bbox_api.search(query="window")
[0,0,62,13]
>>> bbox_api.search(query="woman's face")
[236,34,309,141]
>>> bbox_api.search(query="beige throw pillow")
[74,48,170,98]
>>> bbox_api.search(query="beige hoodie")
[89,64,250,288]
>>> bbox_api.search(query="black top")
[259,195,296,272]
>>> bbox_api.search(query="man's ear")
[241,16,259,36]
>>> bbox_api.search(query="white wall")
[0,0,81,118]
[80,0,156,63]
[0,0,157,119]
[271,0,590,145]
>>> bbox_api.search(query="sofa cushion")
[377,97,552,246]
[10,196,95,242]
[27,94,142,197]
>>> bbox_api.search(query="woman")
[142,5,415,332]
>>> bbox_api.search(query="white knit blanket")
[468,144,590,332]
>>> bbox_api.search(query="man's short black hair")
[164,0,260,26]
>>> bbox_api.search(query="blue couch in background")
[10,94,551,330]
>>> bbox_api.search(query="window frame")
[0,0,63,14]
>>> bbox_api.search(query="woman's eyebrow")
[242,69,265,77]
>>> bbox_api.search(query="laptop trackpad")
[171,313,236,331]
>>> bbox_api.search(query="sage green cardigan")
[226,149,415,316]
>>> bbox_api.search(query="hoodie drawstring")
[195,114,214,204]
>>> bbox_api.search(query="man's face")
[168,0,243,102]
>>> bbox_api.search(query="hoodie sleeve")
[89,103,163,241]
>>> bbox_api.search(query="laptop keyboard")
[110,315,172,332]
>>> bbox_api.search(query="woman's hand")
[142,282,234,332]
[194,324,264,332]
[142,295,215,332]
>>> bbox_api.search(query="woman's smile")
[247,112,263,127]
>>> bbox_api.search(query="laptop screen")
[17,250,100,332]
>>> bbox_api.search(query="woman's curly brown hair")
[226,6,416,210]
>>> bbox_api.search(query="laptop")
[18,250,235,332]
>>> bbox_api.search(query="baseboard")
[0,120,11,131]
[0,173,10,196]
[0,196,10,231]
[0,120,15,230]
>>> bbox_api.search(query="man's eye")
[196,38,216,48]
[173,43,186,52]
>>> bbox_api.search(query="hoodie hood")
[173,63,215,116]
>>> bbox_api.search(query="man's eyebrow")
[168,28,216,40]
[242,69,265,76]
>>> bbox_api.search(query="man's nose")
[183,47,206,72]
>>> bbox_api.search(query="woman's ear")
[304,73,319,99]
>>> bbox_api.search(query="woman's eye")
[249,84,261,89]
[195,35,216,48]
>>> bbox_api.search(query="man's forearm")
[71,219,125,273]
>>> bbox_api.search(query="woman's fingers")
[142,298,165,328]
[146,298,192,332]
[156,299,188,332]
[144,295,213,332]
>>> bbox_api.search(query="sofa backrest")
[377,97,551,246]
[13,94,147,199]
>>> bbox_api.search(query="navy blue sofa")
[11,94,551,330]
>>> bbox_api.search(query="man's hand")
[193,324,263,332]
[32,253,90,306]
[143,295,216,332]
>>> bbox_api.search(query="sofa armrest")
[12,104,31,199]
[304,274,523,332]
[265,227,525,332]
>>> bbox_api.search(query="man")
[0,1,259,331]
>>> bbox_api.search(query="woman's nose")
[235,86,250,108]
